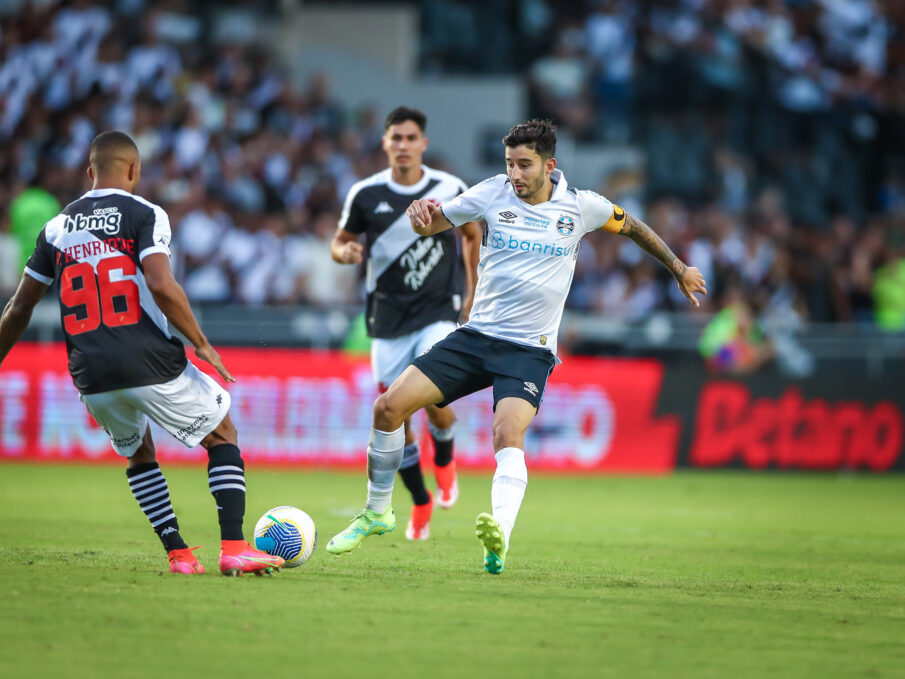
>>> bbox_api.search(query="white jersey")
[441,169,624,356]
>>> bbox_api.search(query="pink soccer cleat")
[168,546,205,574]
[435,461,459,509]
[219,540,284,576]
[406,491,433,540]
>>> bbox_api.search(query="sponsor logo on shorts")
[113,432,141,448]
[176,414,210,441]
[216,394,223,406]
[523,381,539,396]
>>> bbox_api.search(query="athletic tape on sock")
[427,421,455,442]
[370,425,405,452]
[399,442,421,470]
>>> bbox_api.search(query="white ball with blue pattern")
[254,506,317,567]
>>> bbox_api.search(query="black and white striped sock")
[127,462,187,553]
[207,444,246,541]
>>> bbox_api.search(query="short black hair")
[384,106,427,133]
[89,131,139,174]
[502,119,557,159]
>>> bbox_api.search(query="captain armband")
[601,204,627,233]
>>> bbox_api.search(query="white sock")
[366,425,405,513]
[491,447,528,548]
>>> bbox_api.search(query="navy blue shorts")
[411,327,556,410]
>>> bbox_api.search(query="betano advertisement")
[0,343,901,472]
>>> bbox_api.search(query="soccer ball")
[253,506,317,567]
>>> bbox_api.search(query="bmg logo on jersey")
[65,207,122,235]
[489,230,574,257]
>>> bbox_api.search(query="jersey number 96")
[60,255,141,336]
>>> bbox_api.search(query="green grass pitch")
[1,464,904,679]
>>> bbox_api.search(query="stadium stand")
[1,0,904,341]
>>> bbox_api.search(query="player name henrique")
[56,237,136,264]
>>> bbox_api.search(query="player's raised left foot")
[326,507,396,555]
[475,512,507,575]
[167,546,205,574]
[219,540,284,576]
[434,460,458,509]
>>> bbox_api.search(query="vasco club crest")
[556,215,575,235]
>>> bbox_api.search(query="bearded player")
[327,120,707,573]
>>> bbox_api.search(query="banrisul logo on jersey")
[489,230,574,257]
[65,207,122,235]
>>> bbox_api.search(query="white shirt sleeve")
[577,189,622,234]
[441,175,505,227]
[139,204,173,261]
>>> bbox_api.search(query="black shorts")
[411,327,557,410]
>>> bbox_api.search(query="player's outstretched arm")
[618,212,708,307]
[142,253,235,382]
[0,275,49,366]
[330,228,364,265]
[407,199,453,236]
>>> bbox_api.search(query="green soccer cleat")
[475,512,507,575]
[326,507,396,555]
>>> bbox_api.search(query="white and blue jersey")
[440,169,624,356]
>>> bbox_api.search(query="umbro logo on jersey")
[499,211,517,223]
[523,381,539,396]
[374,201,393,214]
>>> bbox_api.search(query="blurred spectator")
[873,254,905,331]
[0,214,21,295]
[529,24,595,139]
[699,292,774,374]
[9,186,60,271]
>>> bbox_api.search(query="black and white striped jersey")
[339,165,468,339]
[24,188,187,394]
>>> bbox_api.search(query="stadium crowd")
[1,0,904,333]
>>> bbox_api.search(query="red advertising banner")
[0,343,679,472]
[688,381,903,471]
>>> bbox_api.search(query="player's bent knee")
[373,392,411,431]
[129,446,156,467]
[127,429,157,467]
[492,419,527,451]
[425,403,455,428]
[200,414,238,449]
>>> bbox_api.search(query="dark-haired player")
[327,120,707,573]
[331,107,481,540]
[0,131,284,576]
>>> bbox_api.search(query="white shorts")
[80,362,231,457]
[372,320,457,391]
